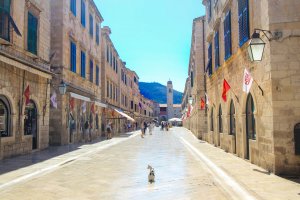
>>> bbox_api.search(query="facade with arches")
[0,0,52,159]
[201,0,300,175]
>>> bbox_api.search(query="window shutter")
[81,0,85,27]
[207,44,212,75]
[96,24,99,44]
[238,0,249,46]
[89,14,93,36]
[70,42,76,72]
[90,60,93,82]
[96,65,99,85]
[224,11,231,60]
[214,31,219,68]
[70,0,76,16]
[27,12,38,55]
[81,51,86,78]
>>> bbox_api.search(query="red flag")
[222,79,231,102]
[69,98,75,110]
[91,103,95,114]
[200,98,205,110]
[24,85,30,105]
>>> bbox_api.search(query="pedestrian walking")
[106,121,112,139]
[144,121,148,135]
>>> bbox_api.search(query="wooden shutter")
[81,51,86,78]
[27,12,38,55]
[238,0,249,46]
[90,60,93,82]
[96,65,99,86]
[224,11,231,60]
[70,42,76,72]
[81,0,85,27]
[214,31,219,68]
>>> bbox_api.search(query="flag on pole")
[50,92,57,109]
[243,68,253,94]
[69,98,75,110]
[82,101,86,113]
[205,93,210,105]
[222,79,231,102]
[200,98,205,110]
[24,85,30,105]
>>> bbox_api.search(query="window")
[210,108,214,131]
[110,50,112,66]
[224,11,232,60]
[207,0,211,21]
[0,0,11,41]
[80,51,86,78]
[106,81,109,98]
[116,60,118,73]
[96,65,99,86]
[110,83,112,99]
[105,46,108,62]
[295,124,300,155]
[0,96,11,137]
[246,94,256,140]
[27,12,38,55]
[230,100,236,135]
[218,105,223,133]
[89,60,93,82]
[89,14,93,37]
[207,43,213,76]
[131,101,134,110]
[81,0,85,27]
[70,41,76,73]
[96,24,99,45]
[113,56,115,71]
[191,71,194,87]
[214,31,220,69]
[238,0,249,46]
[70,0,76,16]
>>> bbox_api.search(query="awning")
[114,109,135,122]
[95,101,107,108]
[70,92,91,102]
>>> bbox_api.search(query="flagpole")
[253,79,264,96]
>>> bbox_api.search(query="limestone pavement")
[0,128,299,200]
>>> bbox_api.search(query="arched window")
[218,105,223,133]
[0,96,11,137]
[230,100,236,135]
[294,123,300,155]
[246,94,256,140]
[210,108,214,131]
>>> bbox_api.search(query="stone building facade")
[101,26,154,132]
[49,0,104,145]
[0,0,52,158]
[202,0,300,175]
[182,17,207,139]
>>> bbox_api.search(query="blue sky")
[95,0,205,92]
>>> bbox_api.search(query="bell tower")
[167,80,174,120]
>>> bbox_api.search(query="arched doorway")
[294,123,300,155]
[246,94,256,159]
[24,100,38,150]
[0,96,11,137]
[229,100,236,153]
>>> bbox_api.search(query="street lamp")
[247,32,265,62]
[58,81,67,95]
[188,96,193,105]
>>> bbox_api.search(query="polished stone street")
[0,127,299,200]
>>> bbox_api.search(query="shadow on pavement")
[0,136,108,176]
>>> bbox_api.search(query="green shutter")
[27,12,38,55]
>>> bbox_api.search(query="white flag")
[205,93,210,105]
[243,68,254,94]
[50,92,57,109]
[82,102,87,113]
